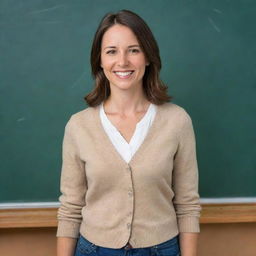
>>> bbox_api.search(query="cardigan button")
[126,166,131,171]
[127,223,131,229]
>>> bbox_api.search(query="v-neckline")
[101,102,153,145]
[93,103,163,167]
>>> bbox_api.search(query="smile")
[113,71,134,79]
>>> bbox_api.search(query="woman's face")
[100,24,149,92]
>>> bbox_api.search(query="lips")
[113,71,134,79]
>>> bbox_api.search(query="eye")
[129,48,140,54]
[106,49,116,55]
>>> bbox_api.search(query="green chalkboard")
[1,0,255,203]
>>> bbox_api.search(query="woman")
[57,9,201,256]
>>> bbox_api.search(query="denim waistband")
[75,234,180,256]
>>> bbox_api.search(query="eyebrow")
[103,44,140,50]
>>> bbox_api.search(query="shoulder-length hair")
[84,9,172,107]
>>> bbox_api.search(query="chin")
[112,81,138,90]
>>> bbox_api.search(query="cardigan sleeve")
[56,116,87,238]
[172,110,201,233]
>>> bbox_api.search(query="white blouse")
[99,102,157,163]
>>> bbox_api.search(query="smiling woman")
[100,24,149,94]
[86,9,171,107]
[56,9,201,256]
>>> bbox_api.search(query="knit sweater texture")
[56,102,201,248]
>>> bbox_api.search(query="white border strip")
[200,197,256,204]
[0,198,256,209]
[0,202,60,209]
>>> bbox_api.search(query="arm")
[179,233,198,256]
[173,111,201,256]
[56,117,87,254]
[57,237,77,256]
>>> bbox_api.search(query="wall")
[1,224,256,256]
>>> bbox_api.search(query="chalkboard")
[1,0,255,203]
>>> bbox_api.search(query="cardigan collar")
[92,102,164,167]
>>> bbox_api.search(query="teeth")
[115,71,133,76]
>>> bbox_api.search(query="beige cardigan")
[56,102,201,248]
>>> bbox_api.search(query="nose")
[117,52,129,67]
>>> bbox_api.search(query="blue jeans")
[74,234,180,256]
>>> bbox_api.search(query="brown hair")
[84,9,172,107]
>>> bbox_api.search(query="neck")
[103,93,150,116]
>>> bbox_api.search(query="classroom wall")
[1,0,256,203]
[1,1,255,255]
[1,224,256,256]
